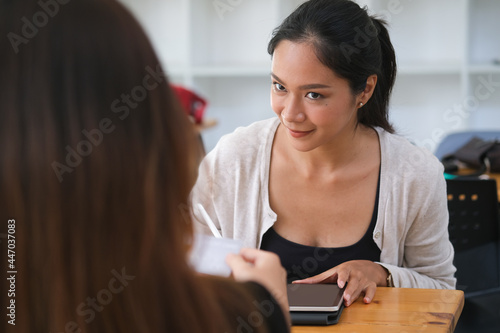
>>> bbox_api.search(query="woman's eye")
[273,83,286,91]
[306,92,321,99]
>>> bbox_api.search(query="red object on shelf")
[171,84,207,124]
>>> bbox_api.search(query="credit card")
[189,233,243,277]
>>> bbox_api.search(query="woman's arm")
[380,166,456,289]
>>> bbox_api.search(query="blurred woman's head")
[0,0,210,331]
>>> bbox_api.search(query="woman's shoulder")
[216,117,279,149]
[376,127,444,177]
[207,117,279,163]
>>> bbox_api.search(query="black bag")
[441,137,500,177]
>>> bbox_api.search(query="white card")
[189,233,243,277]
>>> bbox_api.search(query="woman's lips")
[287,127,314,138]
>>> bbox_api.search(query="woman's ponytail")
[359,17,396,133]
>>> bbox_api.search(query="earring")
[359,102,363,107]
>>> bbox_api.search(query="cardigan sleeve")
[189,118,279,247]
[190,145,221,237]
[379,162,456,289]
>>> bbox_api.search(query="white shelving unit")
[119,0,500,152]
[366,0,500,152]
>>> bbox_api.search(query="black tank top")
[260,175,381,283]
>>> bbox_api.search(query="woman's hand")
[226,248,290,324]
[292,260,388,306]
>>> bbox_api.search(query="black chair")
[446,179,500,332]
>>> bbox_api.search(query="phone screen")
[287,284,344,312]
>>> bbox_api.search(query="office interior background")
[118,0,500,153]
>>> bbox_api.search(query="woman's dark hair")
[0,1,272,332]
[268,0,396,133]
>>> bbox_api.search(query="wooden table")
[292,287,464,333]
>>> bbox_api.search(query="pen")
[197,204,222,238]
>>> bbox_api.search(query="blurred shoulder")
[206,117,279,163]
[215,117,279,150]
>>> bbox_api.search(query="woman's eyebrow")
[270,72,331,90]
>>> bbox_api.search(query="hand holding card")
[189,204,242,276]
[189,233,243,277]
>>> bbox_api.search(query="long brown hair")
[0,1,269,332]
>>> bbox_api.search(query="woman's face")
[271,40,361,152]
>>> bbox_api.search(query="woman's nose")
[281,98,305,122]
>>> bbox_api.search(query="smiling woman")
[191,0,456,308]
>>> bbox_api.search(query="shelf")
[164,65,189,78]
[165,65,272,79]
[468,64,500,75]
[398,62,462,75]
[377,0,465,67]
[190,0,279,67]
[191,65,271,77]
[120,0,190,68]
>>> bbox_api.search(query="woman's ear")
[358,75,377,105]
